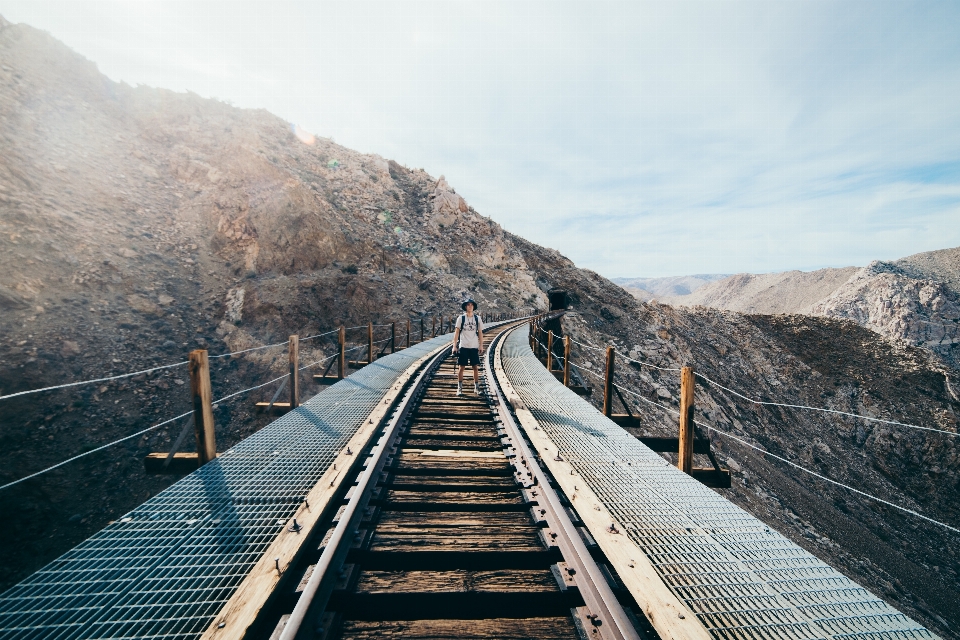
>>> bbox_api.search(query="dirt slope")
[1,15,958,638]
[659,267,858,313]
[612,273,729,300]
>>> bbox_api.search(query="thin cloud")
[2,0,959,277]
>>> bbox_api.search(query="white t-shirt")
[455,313,483,349]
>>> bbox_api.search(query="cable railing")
[522,316,960,535]
[694,371,958,437]
[2,310,526,492]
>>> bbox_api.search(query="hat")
[460,298,478,311]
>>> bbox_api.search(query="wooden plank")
[144,452,202,474]
[201,340,450,640]
[348,360,369,369]
[690,467,731,488]
[340,617,578,639]
[355,569,557,593]
[382,490,524,506]
[603,346,615,417]
[376,511,533,528]
[288,335,299,409]
[494,341,712,640]
[401,439,501,451]
[189,349,217,464]
[678,366,695,474]
[400,448,505,460]
[313,375,339,385]
[387,476,517,490]
[369,526,542,552]
[254,401,291,415]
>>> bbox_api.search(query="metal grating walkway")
[0,333,455,640]
[498,328,937,640]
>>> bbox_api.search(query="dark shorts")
[456,348,480,366]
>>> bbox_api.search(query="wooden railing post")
[678,366,695,474]
[391,322,396,353]
[189,349,216,464]
[603,346,615,417]
[563,336,571,387]
[546,330,553,371]
[368,322,374,363]
[288,335,299,409]
[406,319,411,348]
[338,326,345,379]
[432,316,437,337]
[420,317,424,342]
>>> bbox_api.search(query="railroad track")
[257,321,652,640]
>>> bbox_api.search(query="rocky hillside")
[1,15,958,638]
[0,13,549,594]
[630,248,960,370]
[612,273,729,301]
[653,267,858,312]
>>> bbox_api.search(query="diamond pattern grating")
[0,333,455,640]
[499,328,936,640]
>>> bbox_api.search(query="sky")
[2,1,959,278]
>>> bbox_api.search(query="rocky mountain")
[651,267,859,312]
[0,13,550,594]
[627,248,960,370]
[1,15,958,638]
[612,273,729,301]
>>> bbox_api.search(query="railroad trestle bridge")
[0,316,939,640]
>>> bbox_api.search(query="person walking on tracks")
[452,299,484,396]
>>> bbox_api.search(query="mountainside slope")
[656,267,858,312]
[629,247,960,369]
[0,13,551,593]
[1,15,958,638]
[612,273,729,300]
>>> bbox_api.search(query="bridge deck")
[497,327,936,640]
[0,322,940,640]
[0,332,456,640]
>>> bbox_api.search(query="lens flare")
[290,123,315,145]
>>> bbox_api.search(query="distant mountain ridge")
[620,247,960,369]
[611,274,729,300]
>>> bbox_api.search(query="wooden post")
[547,330,553,371]
[420,317,424,342]
[368,321,374,363]
[603,346,615,417]
[406,319,411,348]
[563,336,571,387]
[678,366,695,474]
[288,335,299,409]
[189,349,216,465]
[391,322,396,353]
[338,326,345,379]
[432,316,437,337]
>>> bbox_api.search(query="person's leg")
[458,365,465,383]
[472,365,479,383]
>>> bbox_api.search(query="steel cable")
[695,372,959,438]
[300,328,340,342]
[298,353,338,372]
[0,360,190,401]
[208,340,288,358]
[702,421,960,534]
[0,410,193,491]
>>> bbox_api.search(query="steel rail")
[486,324,642,640]
[278,342,453,640]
